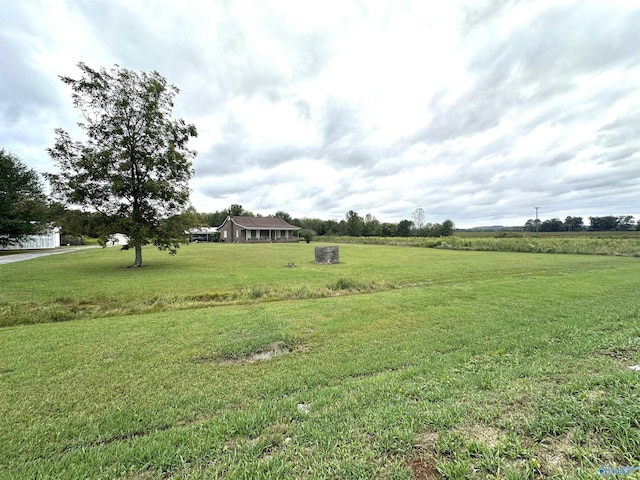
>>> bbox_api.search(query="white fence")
[0,228,61,250]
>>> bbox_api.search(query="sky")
[1,0,639,228]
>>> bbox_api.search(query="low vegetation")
[1,243,639,478]
[324,234,640,256]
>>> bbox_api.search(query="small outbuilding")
[106,233,130,247]
[186,226,218,242]
[0,227,61,250]
[217,216,300,243]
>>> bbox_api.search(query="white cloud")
[1,0,640,227]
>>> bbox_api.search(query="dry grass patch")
[533,432,575,477]
[411,432,441,479]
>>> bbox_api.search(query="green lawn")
[1,243,639,478]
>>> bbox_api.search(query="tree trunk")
[132,244,143,268]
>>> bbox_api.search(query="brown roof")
[225,216,300,230]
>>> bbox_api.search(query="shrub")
[300,229,315,243]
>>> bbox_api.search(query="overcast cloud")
[1,0,639,227]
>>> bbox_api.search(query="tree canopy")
[0,149,48,247]
[48,63,198,267]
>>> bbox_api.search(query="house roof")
[221,216,300,230]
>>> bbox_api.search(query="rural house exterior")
[218,216,300,243]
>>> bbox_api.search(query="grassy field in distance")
[323,233,640,257]
[1,242,639,478]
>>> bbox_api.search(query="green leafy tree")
[48,63,197,267]
[524,219,541,232]
[196,209,235,227]
[195,212,220,227]
[298,217,323,233]
[416,220,455,237]
[396,219,413,237]
[48,202,107,243]
[0,149,48,247]
[437,219,455,236]
[540,218,563,232]
[616,215,635,231]
[228,204,246,216]
[299,229,315,243]
[363,213,381,236]
[322,219,340,235]
[345,210,364,236]
[380,222,397,237]
[274,211,294,224]
[589,216,618,231]
[563,216,584,231]
[230,204,254,216]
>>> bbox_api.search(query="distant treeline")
[523,215,638,232]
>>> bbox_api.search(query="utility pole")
[534,207,540,233]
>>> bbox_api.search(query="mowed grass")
[1,243,639,478]
[0,242,610,327]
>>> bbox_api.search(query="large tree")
[345,210,364,236]
[396,219,413,237]
[0,149,48,247]
[48,63,197,267]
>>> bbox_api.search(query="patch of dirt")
[266,423,290,436]
[219,342,301,365]
[411,422,586,478]
[191,341,304,365]
[412,426,506,478]
[347,365,406,380]
[533,432,574,476]
[585,389,607,400]
[597,345,638,362]
[410,453,441,480]
[123,468,157,480]
[411,432,441,479]
[458,424,503,448]
[177,414,214,428]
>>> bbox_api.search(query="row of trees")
[524,215,639,232]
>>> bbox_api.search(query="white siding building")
[0,227,61,250]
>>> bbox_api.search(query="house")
[0,227,61,250]
[217,216,300,243]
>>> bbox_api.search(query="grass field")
[1,243,639,478]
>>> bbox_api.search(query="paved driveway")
[0,246,100,265]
